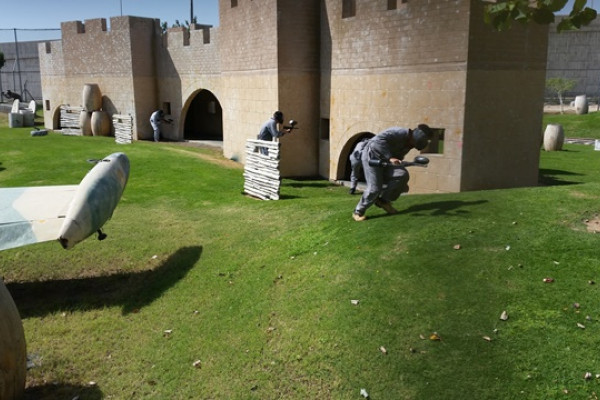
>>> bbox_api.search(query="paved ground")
[544,103,599,114]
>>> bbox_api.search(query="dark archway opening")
[184,90,223,140]
[339,131,375,181]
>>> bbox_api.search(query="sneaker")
[352,212,366,221]
[375,199,398,215]
[349,187,356,195]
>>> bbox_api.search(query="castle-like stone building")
[39,0,549,193]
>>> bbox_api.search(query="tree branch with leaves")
[546,77,577,113]
[483,0,597,31]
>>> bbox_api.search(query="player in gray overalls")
[348,137,371,194]
[257,111,290,155]
[353,125,431,221]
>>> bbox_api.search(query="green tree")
[483,0,597,31]
[546,77,577,113]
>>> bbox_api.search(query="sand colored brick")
[38,0,548,192]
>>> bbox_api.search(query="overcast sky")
[0,0,596,43]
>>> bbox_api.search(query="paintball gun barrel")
[368,156,430,168]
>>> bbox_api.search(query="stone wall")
[462,2,548,191]
[37,0,551,192]
[322,0,469,193]
[322,0,548,192]
[0,40,43,101]
[39,16,161,140]
[547,18,600,100]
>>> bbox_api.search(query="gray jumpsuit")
[354,127,412,215]
[257,118,286,155]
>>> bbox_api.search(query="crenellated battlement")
[60,16,160,40]
[60,18,108,37]
[166,24,214,48]
[38,0,550,190]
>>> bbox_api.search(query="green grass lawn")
[543,109,600,139]
[2,114,600,399]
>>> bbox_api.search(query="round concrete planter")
[543,123,565,151]
[82,83,102,112]
[0,279,26,400]
[91,110,111,136]
[80,111,93,136]
[575,94,589,115]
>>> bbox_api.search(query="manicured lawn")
[543,109,600,139]
[2,113,600,399]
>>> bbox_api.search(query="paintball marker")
[283,120,299,132]
[368,156,429,168]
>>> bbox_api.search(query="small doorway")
[184,90,223,140]
[338,132,375,181]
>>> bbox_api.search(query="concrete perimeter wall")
[0,40,43,101]
[547,18,600,100]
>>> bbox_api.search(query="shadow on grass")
[538,168,582,186]
[282,179,335,188]
[398,199,489,217]
[7,246,202,318]
[23,383,103,400]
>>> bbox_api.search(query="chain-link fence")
[0,28,60,104]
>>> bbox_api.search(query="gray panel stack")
[243,139,281,200]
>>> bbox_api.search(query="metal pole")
[13,29,23,98]
[11,60,16,93]
[120,0,123,16]
[191,0,194,24]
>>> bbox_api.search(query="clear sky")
[0,0,597,43]
[0,0,219,43]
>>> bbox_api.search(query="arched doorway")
[183,90,223,140]
[51,106,61,130]
[337,131,375,181]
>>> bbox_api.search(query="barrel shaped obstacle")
[0,280,26,400]
[543,124,564,151]
[575,95,588,115]
[91,111,111,136]
[79,111,93,136]
[82,83,102,112]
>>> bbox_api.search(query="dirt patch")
[164,144,243,170]
[584,216,600,233]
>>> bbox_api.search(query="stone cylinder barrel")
[82,83,102,112]
[0,280,26,400]
[91,110,111,136]
[543,123,565,151]
[575,94,588,115]
[80,111,93,136]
